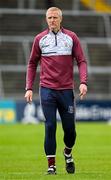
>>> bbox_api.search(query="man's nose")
[50,17,54,21]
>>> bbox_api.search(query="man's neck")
[50,28,60,34]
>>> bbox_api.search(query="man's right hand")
[24,90,33,103]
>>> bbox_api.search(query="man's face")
[46,10,62,32]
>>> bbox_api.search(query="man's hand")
[24,90,33,103]
[79,84,87,100]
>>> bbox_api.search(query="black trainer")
[64,152,75,174]
[47,165,56,175]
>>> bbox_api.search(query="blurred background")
[0,0,111,124]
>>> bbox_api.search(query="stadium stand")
[0,0,111,99]
[0,0,74,9]
[81,0,111,13]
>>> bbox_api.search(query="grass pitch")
[0,122,111,180]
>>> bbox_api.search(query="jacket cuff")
[80,82,87,86]
[25,88,33,91]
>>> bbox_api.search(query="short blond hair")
[46,7,62,17]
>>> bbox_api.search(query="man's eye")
[48,17,58,19]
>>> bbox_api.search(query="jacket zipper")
[55,34,57,46]
[52,31,57,46]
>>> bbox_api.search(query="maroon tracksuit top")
[26,27,87,90]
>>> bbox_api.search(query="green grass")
[0,122,111,180]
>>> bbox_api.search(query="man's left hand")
[79,84,87,100]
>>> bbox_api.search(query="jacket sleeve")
[72,34,88,85]
[25,36,41,90]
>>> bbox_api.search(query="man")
[25,7,88,175]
